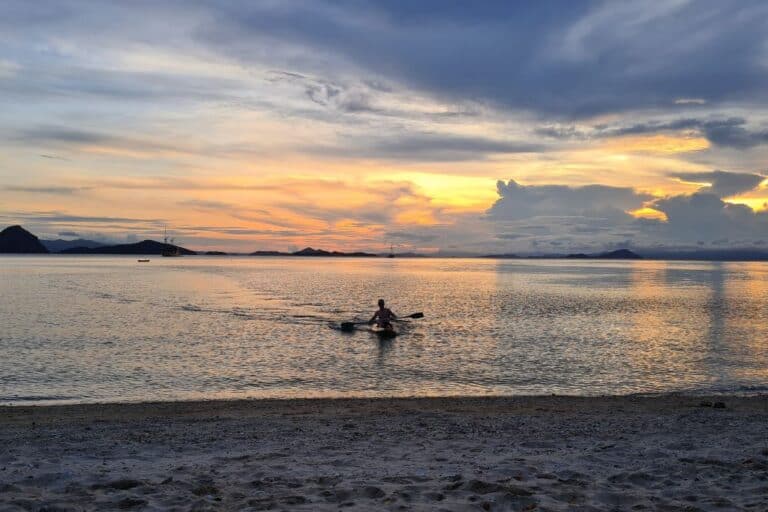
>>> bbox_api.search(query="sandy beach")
[1,395,767,511]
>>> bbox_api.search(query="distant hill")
[0,225,49,253]
[481,253,520,259]
[61,240,196,255]
[559,249,642,259]
[203,251,228,256]
[251,250,289,256]
[596,249,642,259]
[641,248,768,261]
[485,249,642,260]
[385,252,428,258]
[292,247,378,257]
[251,247,378,257]
[41,238,105,253]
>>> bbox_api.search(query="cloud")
[197,1,768,118]
[57,231,80,237]
[669,170,765,198]
[649,192,768,243]
[385,230,439,243]
[538,117,768,149]
[674,98,707,105]
[700,119,768,148]
[483,177,768,253]
[6,185,89,195]
[312,133,544,161]
[266,69,482,123]
[14,126,191,156]
[3,211,161,225]
[487,179,651,221]
[16,127,110,145]
[176,199,238,210]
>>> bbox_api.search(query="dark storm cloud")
[198,0,768,118]
[669,170,765,198]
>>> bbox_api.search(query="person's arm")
[390,309,398,320]
[369,311,379,324]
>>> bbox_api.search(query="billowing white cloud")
[488,179,650,221]
[484,174,768,253]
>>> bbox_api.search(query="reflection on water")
[1,256,768,405]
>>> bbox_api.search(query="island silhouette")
[4,224,768,260]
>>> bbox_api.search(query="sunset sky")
[2,1,768,253]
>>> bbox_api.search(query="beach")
[1,395,767,511]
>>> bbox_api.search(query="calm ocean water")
[1,256,767,405]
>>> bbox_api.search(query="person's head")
[378,299,385,308]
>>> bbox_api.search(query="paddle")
[340,312,423,332]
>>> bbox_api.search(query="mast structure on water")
[161,226,181,257]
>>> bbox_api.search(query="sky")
[1,0,768,254]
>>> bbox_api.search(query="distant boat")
[138,259,150,262]
[161,227,182,257]
[161,245,181,257]
[388,243,395,258]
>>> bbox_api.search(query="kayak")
[370,325,398,338]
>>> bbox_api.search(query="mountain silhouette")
[61,240,196,255]
[41,238,105,252]
[0,225,49,253]
[251,247,378,257]
[597,249,642,259]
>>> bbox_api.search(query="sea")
[1,256,767,405]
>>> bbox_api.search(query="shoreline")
[3,389,766,410]
[3,394,767,510]
[3,392,768,415]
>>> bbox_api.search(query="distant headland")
[4,224,768,261]
[482,248,643,260]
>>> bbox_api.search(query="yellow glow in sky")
[724,197,768,211]
[601,135,710,154]
[629,207,668,222]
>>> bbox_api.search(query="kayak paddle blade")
[340,322,356,332]
[408,312,424,319]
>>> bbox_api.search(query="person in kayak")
[369,299,397,329]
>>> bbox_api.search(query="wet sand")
[1,395,767,511]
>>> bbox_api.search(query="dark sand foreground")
[1,395,767,511]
